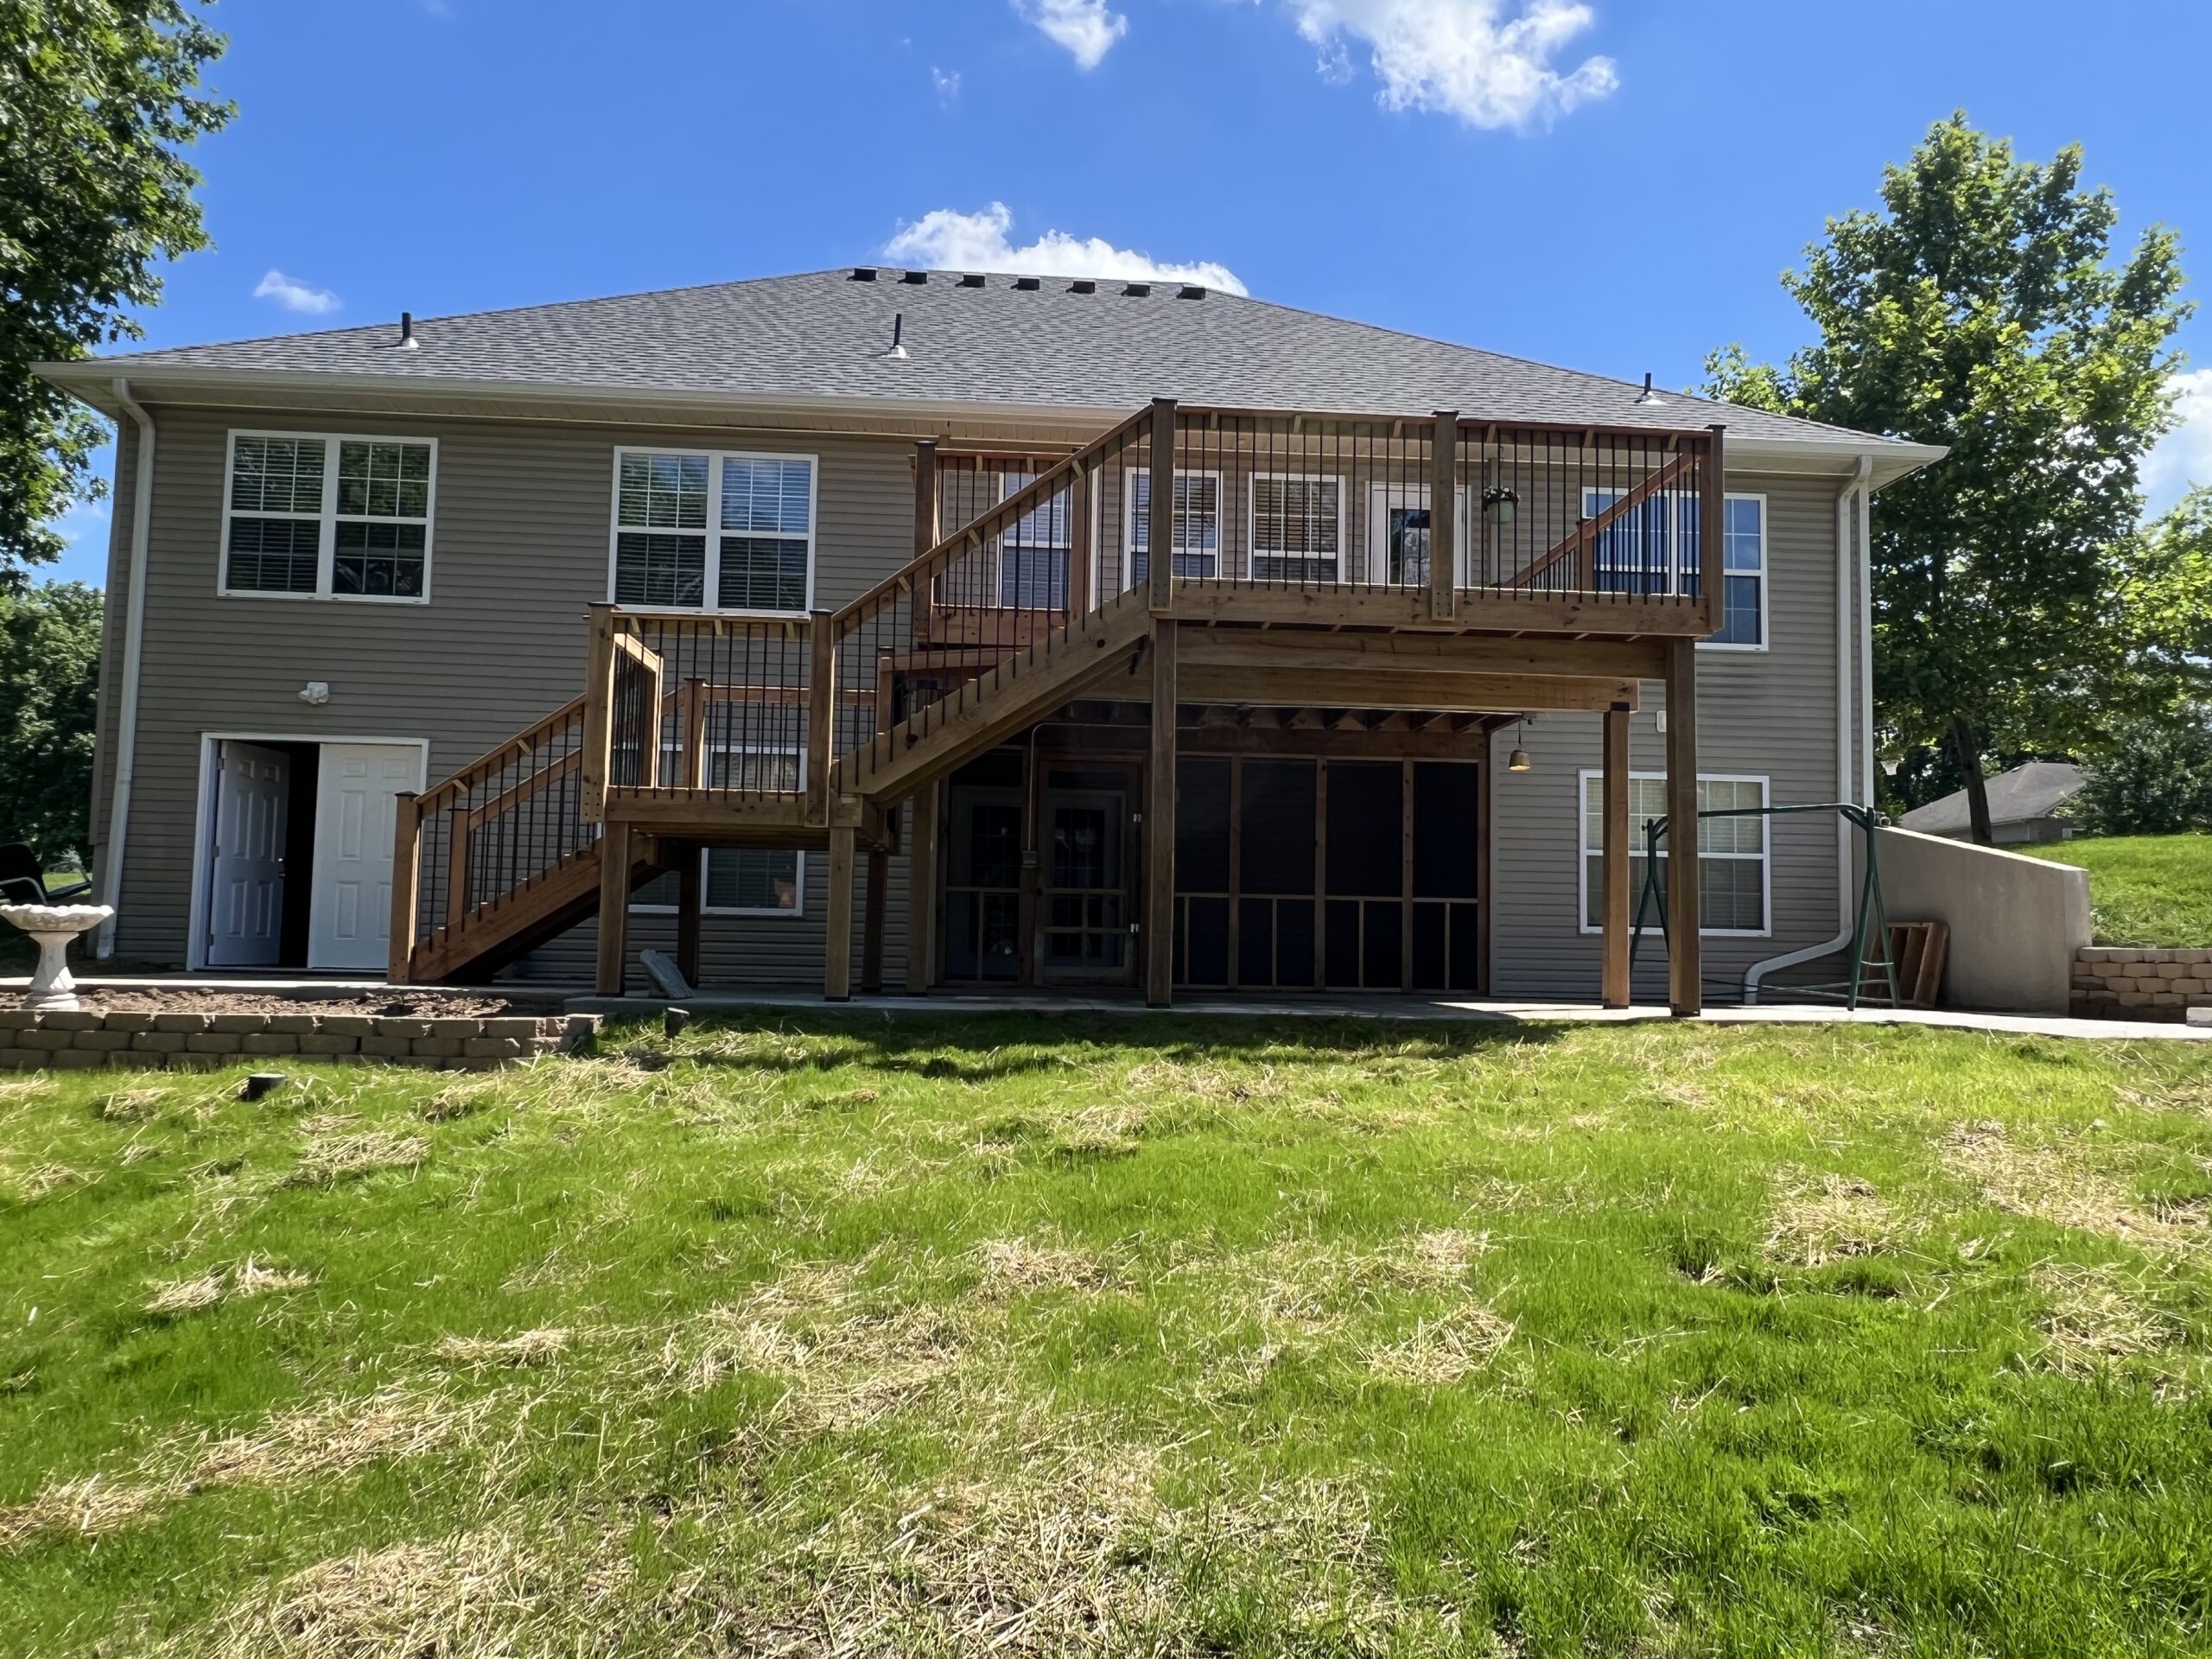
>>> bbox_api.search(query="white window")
[222,432,435,601]
[1249,474,1343,582]
[636,747,806,917]
[1580,487,1766,649]
[1124,468,1221,586]
[999,471,1072,609]
[1578,772,1768,936]
[610,449,816,613]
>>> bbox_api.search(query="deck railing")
[564,400,1724,827]
[390,695,594,975]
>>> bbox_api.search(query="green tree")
[2,1,231,585]
[1706,114,2192,843]
[2075,704,2212,836]
[0,582,102,858]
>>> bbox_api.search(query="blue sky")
[43,0,2212,585]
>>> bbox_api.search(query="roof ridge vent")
[1122,282,1151,298]
[1013,276,1041,291]
[958,272,985,288]
[900,270,927,284]
[849,266,879,282]
[1070,278,1096,295]
[1177,284,1206,300]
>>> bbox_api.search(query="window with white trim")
[1581,488,1765,647]
[636,747,805,916]
[1125,469,1220,585]
[999,471,1071,609]
[1249,474,1343,582]
[223,433,435,601]
[612,449,815,613]
[1580,772,1768,934]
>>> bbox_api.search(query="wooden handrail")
[464,747,583,829]
[418,695,587,810]
[828,404,1152,630]
[1507,449,1700,589]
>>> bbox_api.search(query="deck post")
[906,783,939,994]
[386,791,420,983]
[1146,619,1177,1006]
[914,439,939,642]
[806,609,836,828]
[1147,397,1177,610]
[824,822,856,1001]
[1664,639,1700,1014]
[1068,465,1093,616]
[580,603,618,824]
[1601,704,1630,1008]
[1429,411,1459,622]
[861,845,888,993]
[675,841,702,989]
[1700,423,1726,631]
[444,806,472,934]
[595,820,632,996]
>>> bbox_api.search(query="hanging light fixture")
[1507,715,1532,772]
[1482,484,1519,526]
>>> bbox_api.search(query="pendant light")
[1507,716,1532,773]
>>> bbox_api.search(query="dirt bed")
[34,987,564,1018]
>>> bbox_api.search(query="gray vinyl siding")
[103,401,1859,1001]
[100,402,915,985]
[1487,472,1859,1002]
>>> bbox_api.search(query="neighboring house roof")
[38,267,1939,468]
[1897,761,2087,836]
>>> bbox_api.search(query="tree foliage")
[2075,703,2212,837]
[1,0,230,585]
[0,581,101,858]
[1706,114,2194,842]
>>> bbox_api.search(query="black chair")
[0,843,92,906]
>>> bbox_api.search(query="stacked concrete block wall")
[2071,949,2212,1021]
[0,1012,601,1071]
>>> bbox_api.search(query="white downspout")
[1743,455,1872,1001]
[98,378,156,957]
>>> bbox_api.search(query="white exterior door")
[207,741,290,968]
[308,743,421,972]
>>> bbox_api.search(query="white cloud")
[884,202,1247,295]
[1014,0,1127,69]
[1281,0,1617,130]
[2145,367,2212,516]
[932,66,962,106]
[252,270,341,315]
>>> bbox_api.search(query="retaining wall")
[2071,949,2212,1021]
[1873,828,2090,1014]
[0,1011,601,1071]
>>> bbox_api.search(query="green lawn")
[2018,832,2212,946]
[6,1016,2212,1656]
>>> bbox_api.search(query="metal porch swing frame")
[1630,801,1901,1010]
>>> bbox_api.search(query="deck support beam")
[1146,619,1177,1007]
[1601,705,1630,1008]
[906,785,938,994]
[861,845,888,993]
[387,791,420,983]
[675,840,702,990]
[1664,638,1700,1014]
[823,821,856,1001]
[595,821,632,995]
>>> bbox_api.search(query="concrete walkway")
[9,975,2206,1041]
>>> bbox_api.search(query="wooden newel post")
[444,805,472,934]
[1430,411,1459,622]
[807,608,836,827]
[1700,423,1726,625]
[913,439,940,643]
[906,782,939,995]
[1147,397,1177,609]
[580,603,618,825]
[386,791,421,983]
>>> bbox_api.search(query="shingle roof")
[1897,762,2087,836]
[78,267,1913,449]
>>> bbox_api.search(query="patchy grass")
[5,1017,2212,1655]
[2019,831,2212,946]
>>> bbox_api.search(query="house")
[36,268,1942,1010]
[1897,760,2084,845]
